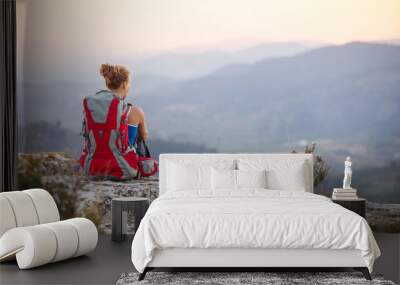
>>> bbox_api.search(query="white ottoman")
[0,189,98,269]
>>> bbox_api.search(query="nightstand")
[111,197,150,242]
[332,198,366,218]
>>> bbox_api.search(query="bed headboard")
[159,153,314,195]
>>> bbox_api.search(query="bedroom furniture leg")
[138,268,148,281]
[354,267,371,280]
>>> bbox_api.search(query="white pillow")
[167,163,211,191]
[238,159,307,191]
[236,169,267,189]
[267,161,306,191]
[211,168,236,190]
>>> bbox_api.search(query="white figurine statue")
[343,156,352,189]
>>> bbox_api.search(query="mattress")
[131,190,380,273]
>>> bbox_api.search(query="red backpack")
[80,90,139,180]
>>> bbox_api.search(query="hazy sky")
[19,0,400,58]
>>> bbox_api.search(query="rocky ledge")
[79,177,159,233]
[18,152,159,233]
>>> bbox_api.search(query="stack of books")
[332,188,358,200]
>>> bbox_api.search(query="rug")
[116,271,396,285]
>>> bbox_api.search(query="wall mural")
[16,0,400,233]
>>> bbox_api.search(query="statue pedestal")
[333,188,357,192]
[332,188,358,200]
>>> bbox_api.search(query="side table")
[332,198,366,218]
[112,197,150,242]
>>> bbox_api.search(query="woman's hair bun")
[100,63,113,78]
[99,63,130,90]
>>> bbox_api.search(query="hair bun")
[100,63,114,77]
[99,63,131,91]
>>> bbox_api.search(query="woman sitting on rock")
[80,63,149,180]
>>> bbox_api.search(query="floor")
[373,233,400,284]
[1,233,398,285]
[0,234,134,285]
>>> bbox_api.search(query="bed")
[131,154,380,280]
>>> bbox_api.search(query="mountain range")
[131,42,312,79]
[133,43,400,160]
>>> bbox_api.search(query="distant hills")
[21,42,313,82]
[132,42,312,79]
[133,43,400,156]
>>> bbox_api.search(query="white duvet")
[131,190,380,273]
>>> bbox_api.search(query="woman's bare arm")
[128,106,148,141]
[138,109,148,141]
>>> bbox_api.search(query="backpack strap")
[136,140,151,158]
[126,103,132,117]
[143,141,151,158]
[80,111,88,138]
[118,103,132,153]
[80,102,91,153]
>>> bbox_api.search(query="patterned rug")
[116,271,396,285]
